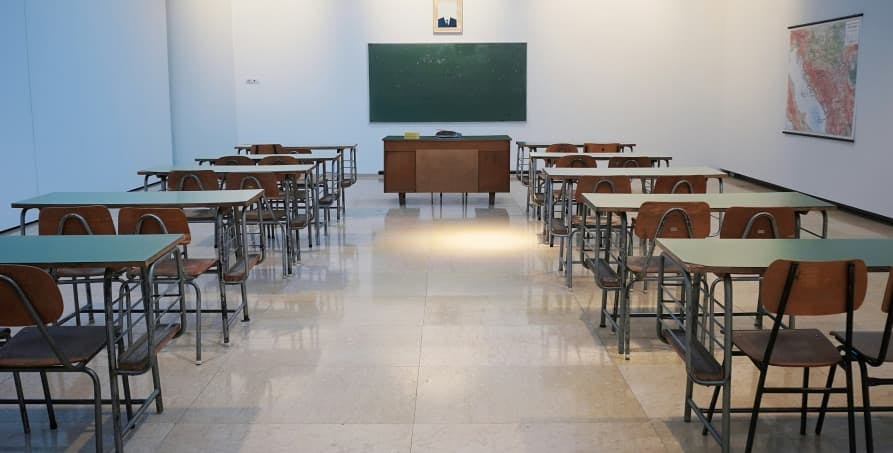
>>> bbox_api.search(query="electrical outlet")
[245,79,259,85]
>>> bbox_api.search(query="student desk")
[578,192,836,359]
[196,151,346,221]
[235,144,358,192]
[540,166,727,243]
[138,164,322,247]
[656,238,893,453]
[12,190,267,359]
[0,234,184,453]
[515,141,637,183]
[526,152,673,213]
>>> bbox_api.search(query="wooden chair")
[583,143,621,153]
[607,156,653,168]
[652,175,708,194]
[711,207,798,329]
[545,143,578,153]
[224,173,286,275]
[118,208,217,364]
[605,202,711,353]
[825,270,893,452]
[556,176,632,287]
[0,265,108,452]
[166,170,222,227]
[213,155,254,166]
[38,206,117,326]
[259,155,300,165]
[547,155,597,245]
[732,259,866,452]
[250,144,283,155]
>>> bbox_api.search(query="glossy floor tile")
[3,176,893,452]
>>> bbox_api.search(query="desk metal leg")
[103,269,124,453]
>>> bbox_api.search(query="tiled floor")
[2,176,893,452]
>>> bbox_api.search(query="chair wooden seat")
[625,256,685,275]
[117,323,181,371]
[0,326,107,368]
[141,258,217,279]
[832,331,892,362]
[664,328,724,381]
[223,253,262,282]
[245,209,286,222]
[183,208,218,222]
[318,194,336,206]
[584,257,621,288]
[733,329,841,367]
[341,179,355,188]
[290,215,311,228]
[53,267,110,278]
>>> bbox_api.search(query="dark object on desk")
[368,43,527,122]
[435,130,462,138]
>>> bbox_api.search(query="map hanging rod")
[789,13,863,30]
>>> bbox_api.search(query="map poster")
[785,14,862,142]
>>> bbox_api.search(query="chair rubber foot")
[195,360,202,366]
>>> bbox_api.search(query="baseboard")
[723,168,893,226]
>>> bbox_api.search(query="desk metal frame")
[657,238,893,452]
[0,234,184,452]
[578,193,834,360]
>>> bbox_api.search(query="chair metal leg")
[815,364,837,434]
[191,281,203,365]
[122,375,134,421]
[844,360,857,452]
[240,282,250,322]
[71,281,82,326]
[85,279,95,323]
[801,367,810,435]
[858,360,874,453]
[219,274,230,344]
[39,371,57,429]
[13,372,30,433]
[702,386,721,435]
[745,367,769,453]
[84,368,103,453]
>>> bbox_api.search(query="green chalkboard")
[368,43,527,123]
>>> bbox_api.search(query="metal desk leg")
[103,269,124,453]
[544,175,552,244]
[19,208,29,236]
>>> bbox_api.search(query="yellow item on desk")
[404,132,420,140]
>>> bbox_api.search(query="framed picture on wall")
[784,13,862,142]
[433,0,462,34]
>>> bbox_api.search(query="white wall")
[716,0,893,217]
[217,0,725,173]
[166,0,238,164]
[0,0,173,228]
[0,0,39,228]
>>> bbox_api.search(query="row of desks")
[524,149,875,452]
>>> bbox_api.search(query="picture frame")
[433,0,462,34]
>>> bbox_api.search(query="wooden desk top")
[383,135,511,141]
[196,151,339,164]
[658,238,893,274]
[543,166,725,180]
[138,165,314,176]
[581,192,834,213]
[235,144,356,150]
[0,235,183,269]
[528,152,671,160]
[12,190,264,209]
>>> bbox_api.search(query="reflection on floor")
[2,175,893,452]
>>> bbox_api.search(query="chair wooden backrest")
[583,143,621,153]
[118,208,192,244]
[0,265,63,326]
[555,154,596,168]
[167,170,220,191]
[720,207,797,239]
[884,270,893,315]
[38,206,116,236]
[545,143,578,153]
[652,175,708,194]
[761,259,867,316]
[250,144,283,155]
[634,202,711,240]
[214,155,254,166]
[224,172,281,198]
[607,156,652,168]
[574,176,632,202]
[259,155,300,165]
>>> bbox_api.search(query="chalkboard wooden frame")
[368,43,527,123]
